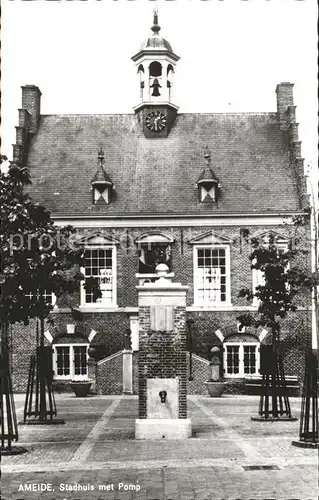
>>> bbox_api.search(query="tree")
[0,158,99,449]
[237,227,313,420]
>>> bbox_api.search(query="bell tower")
[132,11,180,138]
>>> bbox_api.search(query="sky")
[1,0,318,185]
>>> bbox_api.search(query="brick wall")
[10,319,38,392]
[21,85,41,134]
[186,353,209,395]
[96,351,123,394]
[138,305,187,419]
[132,352,139,394]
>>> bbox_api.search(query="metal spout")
[159,390,167,403]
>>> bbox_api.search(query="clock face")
[145,111,167,132]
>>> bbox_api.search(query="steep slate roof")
[26,112,300,215]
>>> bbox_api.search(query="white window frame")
[193,244,231,307]
[223,342,260,378]
[80,244,117,308]
[53,343,89,380]
[25,290,57,307]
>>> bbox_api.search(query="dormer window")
[199,181,218,203]
[91,147,113,206]
[197,147,221,203]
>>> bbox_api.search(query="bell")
[150,78,161,97]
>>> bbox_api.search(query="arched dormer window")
[135,232,174,283]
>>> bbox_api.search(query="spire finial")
[98,146,105,166]
[151,5,161,34]
[204,145,211,166]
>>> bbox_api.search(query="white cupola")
[131,10,180,108]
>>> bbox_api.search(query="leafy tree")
[1,157,102,335]
[0,157,100,436]
[237,225,315,419]
[1,159,79,331]
[238,221,314,340]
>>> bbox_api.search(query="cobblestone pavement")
[1,395,318,500]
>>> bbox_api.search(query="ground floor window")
[223,342,260,378]
[53,344,89,380]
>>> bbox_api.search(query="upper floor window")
[136,233,174,280]
[189,231,232,307]
[194,245,230,306]
[77,233,118,308]
[251,234,289,306]
[83,247,116,306]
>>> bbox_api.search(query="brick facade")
[10,222,310,393]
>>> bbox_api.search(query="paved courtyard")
[1,395,318,500]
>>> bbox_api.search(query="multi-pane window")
[83,247,116,306]
[56,346,70,376]
[25,289,55,305]
[243,346,257,374]
[224,343,260,378]
[53,344,88,380]
[194,246,230,305]
[74,346,88,375]
[226,345,239,374]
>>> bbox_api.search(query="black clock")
[145,111,167,132]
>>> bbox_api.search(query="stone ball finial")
[211,346,221,354]
[155,263,169,279]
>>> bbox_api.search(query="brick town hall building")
[10,14,310,394]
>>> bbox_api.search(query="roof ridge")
[40,111,276,118]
